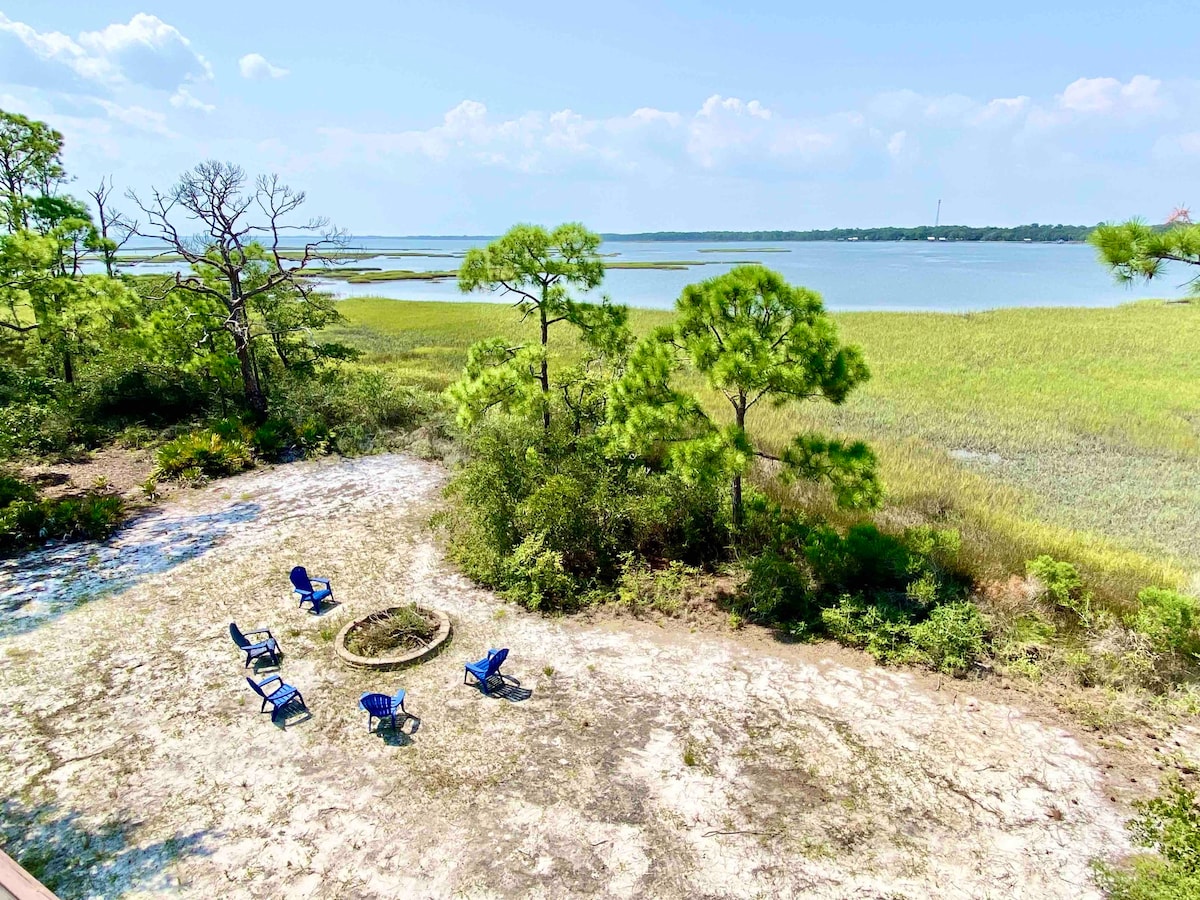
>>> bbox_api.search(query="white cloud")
[170,86,214,113]
[0,12,210,91]
[1058,75,1163,114]
[238,53,290,80]
[971,96,1030,126]
[886,130,908,158]
[92,99,175,137]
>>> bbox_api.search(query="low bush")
[0,480,125,553]
[75,358,214,428]
[269,365,447,456]
[1098,778,1200,899]
[617,558,702,616]
[730,494,981,674]
[155,428,254,482]
[437,416,729,611]
[1028,554,1094,627]
[1127,588,1200,659]
[910,601,988,674]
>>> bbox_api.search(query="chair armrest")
[487,648,500,658]
[256,675,282,690]
[244,629,273,640]
[310,577,331,587]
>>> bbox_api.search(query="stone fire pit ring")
[334,605,452,670]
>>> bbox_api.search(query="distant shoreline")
[358,224,1095,244]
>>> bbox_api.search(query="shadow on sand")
[0,799,215,897]
[0,502,261,639]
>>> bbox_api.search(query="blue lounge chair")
[246,675,306,722]
[464,648,509,694]
[359,690,408,733]
[290,566,332,614]
[229,622,280,667]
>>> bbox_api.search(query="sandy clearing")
[0,454,1132,898]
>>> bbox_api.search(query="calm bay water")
[119,237,1183,312]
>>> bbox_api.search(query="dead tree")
[87,176,134,277]
[129,161,345,419]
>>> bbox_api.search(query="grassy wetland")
[327,296,1200,605]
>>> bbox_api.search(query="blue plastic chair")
[290,566,332,614]
[464,648,509,694]
[359,690,408,733]
[229,622,280,667]
[246,675,306,722]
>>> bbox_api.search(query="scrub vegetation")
[3,106,1200,896]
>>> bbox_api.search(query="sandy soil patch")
[0,454,1134,898]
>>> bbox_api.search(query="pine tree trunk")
[539,299,551,431]
[229,295,267,421]
[731,398,746,527]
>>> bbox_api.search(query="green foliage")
[452,222,628,432]
[1092,219,1200,298]
[269,365,446,456]
[1127,588,1200,658]
[730,495,976,673]
[1027,555,1094,626]
[438,416,728,611]
[0,471,36,506]
[155,429,254,482]
[616,557,700,616]
[611,265,878,523]
[910,602,987,674]
[1099,778,1200,899]
[0,474,124,552]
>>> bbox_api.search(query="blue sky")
[1,1,1198,233]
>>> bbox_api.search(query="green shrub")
[0,490,124,552]
[438,415,728,611]
[1027,554,1094,626]
[155,429,254,481]
[1099,778,1200,899]
[737,548,818,623]
[617,557,699,616]
[75,359,213,427]
[0,401,90,458]
[501,534,577,611]
[0,472,37,508]
[1127,588,1200,659]
[910,601,987,674]
[820,593,925,666]
[269,365,445,455]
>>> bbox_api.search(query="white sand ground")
[0,455,1134,898]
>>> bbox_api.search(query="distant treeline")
[598,224,1096,243]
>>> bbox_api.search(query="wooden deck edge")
[0,849,60,900]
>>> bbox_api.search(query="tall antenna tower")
[935,199,942,228]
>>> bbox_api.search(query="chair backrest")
[229,623,249,649]
[290,566,313,593]
[245,677,267,699]
[486,648,509,679]
[360,693,392,717]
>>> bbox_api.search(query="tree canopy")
[609,265,879,524]
[1091,218,1200,299]
[452,222,627,431]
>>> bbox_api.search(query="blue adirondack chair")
[359,690,408,733]
[229,622,280,667]
[464,648,509,694]
[246,675,306,722]
[290,566,332,614]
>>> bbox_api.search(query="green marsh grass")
[327,297,1199,605]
